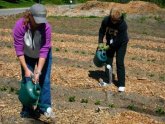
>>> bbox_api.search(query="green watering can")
[18,79,41,107]
[93,50,107,67]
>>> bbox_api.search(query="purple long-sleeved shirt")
[13,18,52,58]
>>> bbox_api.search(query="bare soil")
[0,1,165,124]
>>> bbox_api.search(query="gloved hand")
[98,43,109,51]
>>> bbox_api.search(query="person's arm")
[35,58,46,76]
[18,55,33,77]
[34,23,52,82]
[13,19,33,77]
[98,17,107,44]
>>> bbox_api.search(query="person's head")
[24,4,47,29]
[109,7,122,24]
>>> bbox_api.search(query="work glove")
[98,43,109,51]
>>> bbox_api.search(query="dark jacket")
[98,16,129,48]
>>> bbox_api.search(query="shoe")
[30,109,41,119]
[44,107,55,118]
[20,106,34,118]
[20,111,31,118]
[39,107,55,123]
[118,87,125,92]
[99,78,108,87]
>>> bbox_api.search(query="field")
[0,1,165,124]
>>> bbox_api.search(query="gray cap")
[30,4,47,24]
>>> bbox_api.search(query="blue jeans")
[21,49,52,114]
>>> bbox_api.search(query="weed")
[154,16,164,23]
[7,45,12,48]
[159,75,165,81]
[139,16,147,23]
[131,57,136,60]
[15,90,19,95]
[108,103,115,108]
[122,12,127,19]
[81,51,86,55]
[10,87,15,93]
[55,48,60,51]
[147,59,156,62]
[77,65,81,68]
[155,107,165,115]
[149,73,154,77]
[64,49,68,52]
[142,31,148,35]
[81,99,88,103]
[91,52,95,55]
[95,100,101,105]
[69,96,76,102]
[74,50,79,53]
[0,86,7,91]
[127,104,136,110]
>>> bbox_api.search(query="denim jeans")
[21,49,52,114]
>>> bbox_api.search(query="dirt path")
[0,85,165,123]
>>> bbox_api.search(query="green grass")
[0,0,35,9]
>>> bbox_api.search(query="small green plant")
[9,87,15,93]
[108,103,115,108]
[154,16,164,23]
[74,50,79,53]
[7,45,12,48]
[81,51,86,55]
[149,73,154,77]
[68,96,76,102]
[0,87,7,91]
[122,12,127,19]
[127,104,136,110]
[95,100,101,105]
[64,49,68,52]
[55,48,60,51]
[139,16,147,23]
[81,98,88,103]
[159,75,165,81]
[15,90,19,95]
[142,31,148,35]
[131,57,136,60]
[155,107,165,115]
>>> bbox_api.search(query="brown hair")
[23,10,31,26]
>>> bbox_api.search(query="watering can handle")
[100,50,106,56]
[30,73,39,84]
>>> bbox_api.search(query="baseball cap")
[30,3,47,24]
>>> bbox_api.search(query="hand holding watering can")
[93,43,110,67]
[18,69,41,107]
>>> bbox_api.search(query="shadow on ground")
[88,70,118,86]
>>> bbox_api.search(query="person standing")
[13,3,54,118]
[98,7,129,92]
